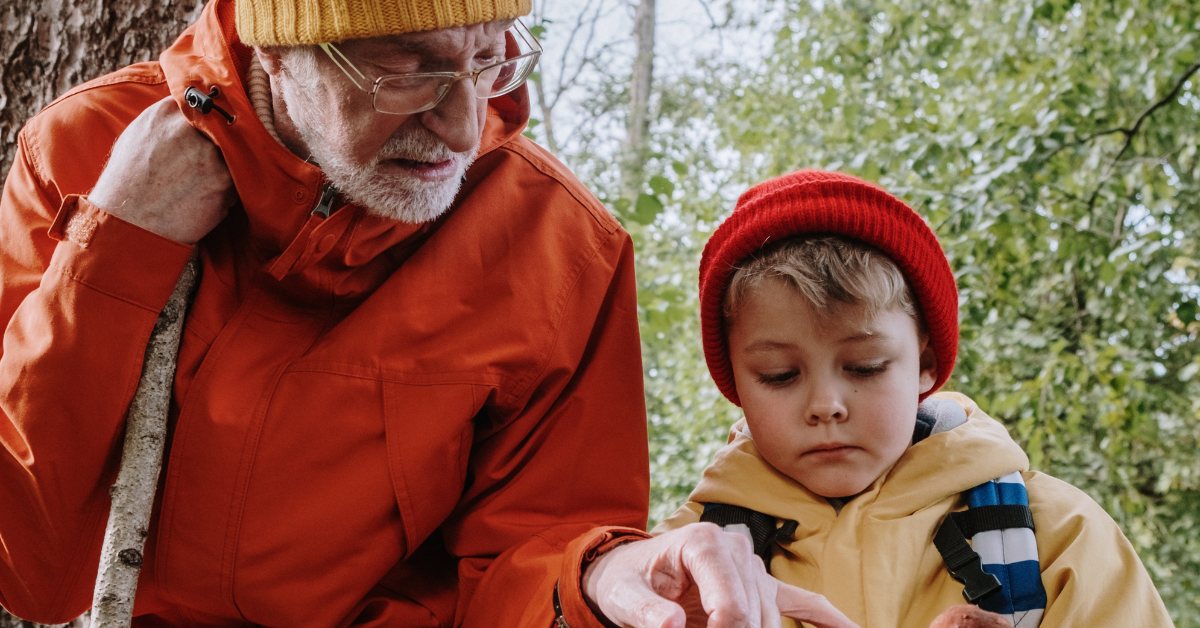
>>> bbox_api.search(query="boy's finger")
[776,581,861,628]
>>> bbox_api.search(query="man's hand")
[929,605,1012,628]
[582,523,860,628]
[88,96,236,244]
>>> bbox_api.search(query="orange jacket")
[0,1,649,625]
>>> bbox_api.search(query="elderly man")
[0,1,853,626]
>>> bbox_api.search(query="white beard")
[275,49,478,224]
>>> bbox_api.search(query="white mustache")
[376,128,462,164]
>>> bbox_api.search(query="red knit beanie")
[699,169,958,407]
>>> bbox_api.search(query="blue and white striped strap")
[965,472,1047,628]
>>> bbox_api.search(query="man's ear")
[918,337,938,395]
[255,47,285,76]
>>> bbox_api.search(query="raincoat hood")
[159,0,531,294]
[688,392,1029,524]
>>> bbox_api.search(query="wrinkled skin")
[583,523,860,628]
[929,605,1013,628]
[88,97,236,244]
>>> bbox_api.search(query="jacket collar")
[687,393,1029,522]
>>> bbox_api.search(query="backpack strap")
[699,503,798,575]
[936,472,1048,628]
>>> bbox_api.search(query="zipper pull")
[312,183,337,218]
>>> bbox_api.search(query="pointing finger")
[679,524,753,627]
[721,527,762,628]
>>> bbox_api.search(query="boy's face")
[727,278,937,498]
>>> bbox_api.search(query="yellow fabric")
[655,392,1174,628]
[236,0,531,46]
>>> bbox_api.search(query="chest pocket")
[383,381,480,558]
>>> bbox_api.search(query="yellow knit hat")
[236,0,532,46]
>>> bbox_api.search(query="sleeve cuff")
[47,194,195,312]
[557,526,651,628]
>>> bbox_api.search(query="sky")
[528,0,781,155]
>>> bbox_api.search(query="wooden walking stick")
[90,254,201,628]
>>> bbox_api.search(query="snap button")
[317,233,338,254]
[293,188,308,204]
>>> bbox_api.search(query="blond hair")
[724,235,925,332]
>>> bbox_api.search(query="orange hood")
[158,0,531,287]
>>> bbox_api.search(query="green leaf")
[632,193,664,225]
[1176,301,1198,324]
[820,88,837,108]
[1099,262,1118,283]
[649,175,676,198]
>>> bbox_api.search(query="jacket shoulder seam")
[493,138,620,235]
[504,226,621,408]
[16,128,53,208]
[38,64,168,117]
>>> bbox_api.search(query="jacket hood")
[156,0,531,287]
[687,392,1029,523]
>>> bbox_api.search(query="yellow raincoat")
[655,393,1173,628]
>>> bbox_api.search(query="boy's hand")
[929,605,1013,628]
[582,523,860,628]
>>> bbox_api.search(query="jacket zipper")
[312,183,337,218]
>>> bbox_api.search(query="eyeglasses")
[319,20,542,115]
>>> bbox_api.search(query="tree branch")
[1108,61,1200,166]
[1042,61,1200,162]
[1064,61,1200,244]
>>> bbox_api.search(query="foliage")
[553,0,1200,622]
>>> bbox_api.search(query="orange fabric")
[0,0,649,625]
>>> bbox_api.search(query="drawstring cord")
[184,86,235,124]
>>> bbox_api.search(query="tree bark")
[0,0,203,174]
[620,0,655,204]
[0,1,203,625]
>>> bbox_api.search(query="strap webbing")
[933,514,1003,604]
[952,504,1035,538]
[700,503,797,574]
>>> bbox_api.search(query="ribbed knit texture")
[699,170,959,407]
[246,56,283,145]
[236,0,531,46]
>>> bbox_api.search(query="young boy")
[654,170,1173,628]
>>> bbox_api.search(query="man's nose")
[419,78,482,154]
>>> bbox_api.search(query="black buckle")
[954,554,1003,604]
[933,514,1003,604]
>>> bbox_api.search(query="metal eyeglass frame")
[318,19,542,115]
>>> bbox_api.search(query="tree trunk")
[532,74,560,156]
[620,0,655,204]
[0,0,203,174]
[0,1,203,625]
